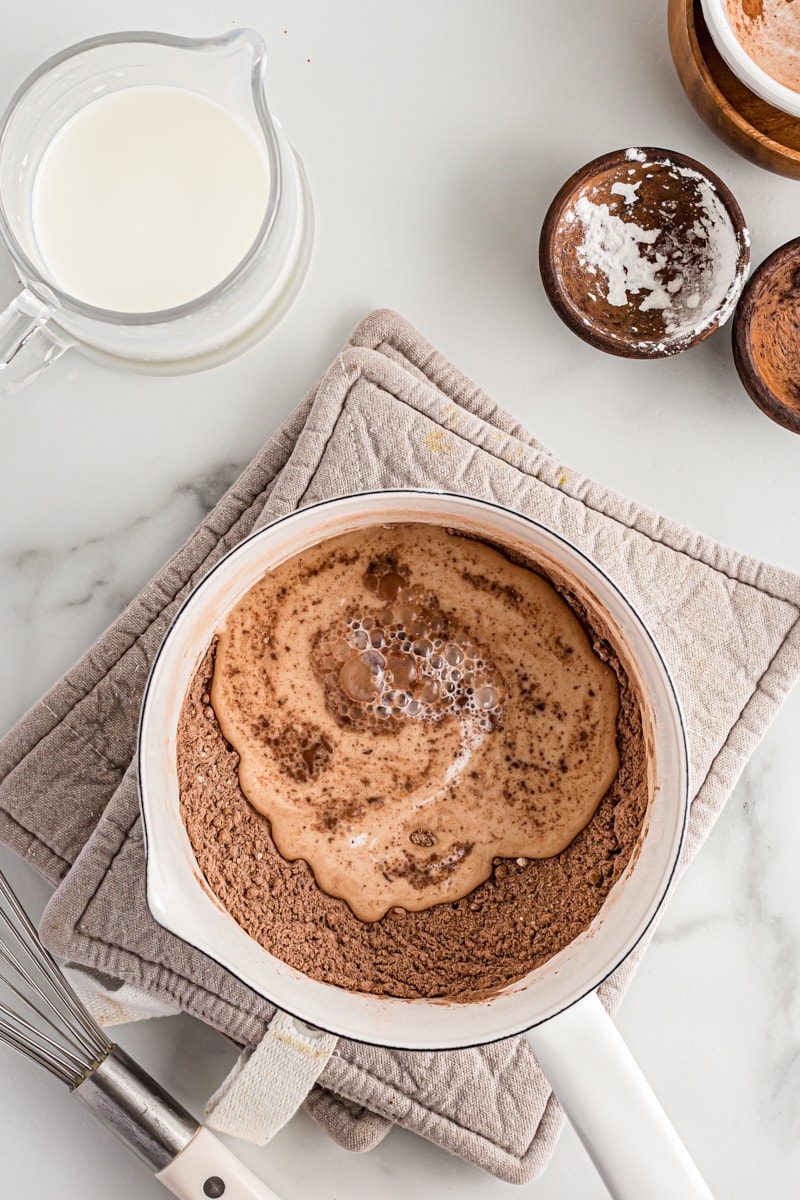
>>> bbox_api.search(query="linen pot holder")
[1,309,800,1184]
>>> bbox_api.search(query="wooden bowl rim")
[732,236,800,434]
[539,145,750,360]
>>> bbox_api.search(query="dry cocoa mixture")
[177,541,649,1001]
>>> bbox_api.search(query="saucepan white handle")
[156,1127,282,1200]
[525,991,714,1200]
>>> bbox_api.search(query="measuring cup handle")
[526,991,715,1200]
[0,289,71,391]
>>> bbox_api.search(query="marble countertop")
[1,1,799,1197]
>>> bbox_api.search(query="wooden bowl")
[732,238,800,434]
[669,0,800,179]
[539,147,750,359]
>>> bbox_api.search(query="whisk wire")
[0,908,100,1061]
[0,872,109,1058]
[0,940,95,1057]
[0,1024,77,1084]
[0,871,110,1076]
[0,997,87,1077]
[0,987,87,1063]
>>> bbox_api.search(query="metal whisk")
[0,870,110,1083]
[0,868,279,1200]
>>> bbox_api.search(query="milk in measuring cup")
[31,86,270,313]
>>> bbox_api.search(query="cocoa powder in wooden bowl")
[539,147,750,358]
[732,236,800,434]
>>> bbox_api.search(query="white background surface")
[1,1,799,1197]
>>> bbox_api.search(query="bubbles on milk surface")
[314,558,504,731]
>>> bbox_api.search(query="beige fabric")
[64,965,180,1025]
[204,1011,338,1144]
[1,309,799,1183]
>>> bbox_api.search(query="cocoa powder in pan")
[176,553,649,1001]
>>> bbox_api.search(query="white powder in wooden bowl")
[565,153,748,347]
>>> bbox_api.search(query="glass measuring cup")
[0,30,313,390]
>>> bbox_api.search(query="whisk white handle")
[0,866,282,1199]
[73,1047,281,1198]
[156,1127,282,1199]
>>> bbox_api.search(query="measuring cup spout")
[0,289,71,392]
[186,28,271,136]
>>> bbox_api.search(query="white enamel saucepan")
[139,491,712,1200]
